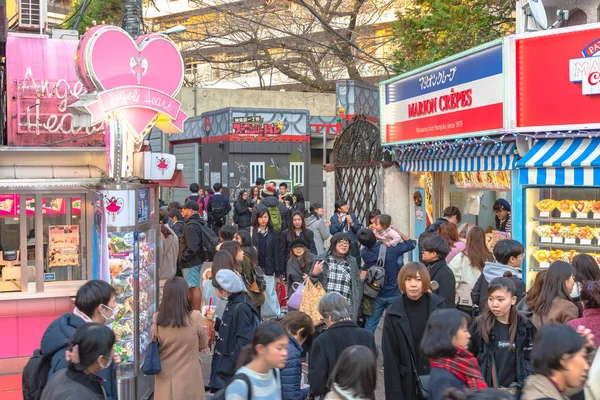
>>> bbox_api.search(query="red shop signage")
[515,25,600,131]
[0,195,81,217]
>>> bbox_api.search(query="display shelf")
[532,243,600,251]
[532,217,600,224]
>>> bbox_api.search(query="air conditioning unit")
[19,0,47,30]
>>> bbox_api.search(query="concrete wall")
[176,87,336,118]
[516,0,599,32]
[377,167,411,238]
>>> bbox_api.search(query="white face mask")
[98,355,113,370]
[100,304,119,325]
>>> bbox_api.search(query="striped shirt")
[225,366,281,400]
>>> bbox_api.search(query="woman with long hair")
[225,321,287,399]
[292,189,307,217]
[531,261,578,328]
[383,262,451,400]
[286,238,315,301]
[250,186,261,205]
[468,277,536,391]
[522,324,593,400]
[152,277,209,400]
[449,227,493,309]
[325,345,377,400]
[312,232,363,322]
[571,254,600,314]
[159,209,178,282]
[306,203,330,255]
[438,221,466,263]
[233,190,253,230]
[280,311,315,400]
[423,309,487,400]
[518,270,548,318]
[250,209,284,319]
[282,211,318,263]
[236,230,266,310]
[568,281,600,347]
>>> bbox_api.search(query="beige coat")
[521,375,568,400]
[153,311,209,400]
[532,297,579,329]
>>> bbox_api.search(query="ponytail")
[235,321,287,369]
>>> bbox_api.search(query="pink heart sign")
[74,25,188,135]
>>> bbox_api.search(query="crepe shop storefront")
[380,39,517,249]
[511,24,600,286]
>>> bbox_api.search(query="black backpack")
[22,349,53,400]
[363,244,386,299]
[186,218,219,262]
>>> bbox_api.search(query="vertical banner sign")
[380,43,504,144]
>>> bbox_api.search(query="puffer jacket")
[305,215,330,255]
[280,335,309,400]
[468,314,536,388]
[40,313,117,400]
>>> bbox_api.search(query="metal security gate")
[332,116,388,226]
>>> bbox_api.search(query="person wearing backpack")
[207,182,232,235]
[209,269,261,392]
[180,200,207,311]
[357,228,416,334]
[28,280,118,400]
[237,230,266,311]
[253,183,290,233]
[185,183,204,215]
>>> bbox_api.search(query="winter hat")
[494,198,511,212]
[291,238,308,249]
[215,269,245,293]
[262,183,276,197]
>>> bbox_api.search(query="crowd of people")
[28,182,600,400]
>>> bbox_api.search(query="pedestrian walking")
[40,280,118,400]
[420,236,456,305]
[207,183,232,235]
[279,183,294,207]
[571,254,600,314]
[203,250,243,320]
[280,311,315,400]
[209,269,260,392]
[225,321,287,400]
[468,277,536,391]
[179,200,206,311]
[236,230,266,311]
[286,238,315,300]
[531,260,578,328]
[568,281,600,347]
[152,277,209,400]
[308,292,377,398]
[324,345,377,400]
[313,233,363,323]
[329,199,361,263]
[253,182,290,232]
[234,190,253,230]
[423,309,487,400]
[305,203,330,255]
[449,227,493,311]
[417,205,462,262]
[438,221,466,263]
[292,189,307,217]
[471,240,526,312]
[168,208,185,240]
[517,270,547,319]
[382,262,450,400]
[521,324,594,400]
[185,183,205,215]
[159,210,178,281]
[41,323,115,400]
[357,228,416,334]
[250,209,284,319]
[281,211,317,263]
[251,186,261,206]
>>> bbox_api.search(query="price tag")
[581,239,592,245]
[552,237,563,244]
[541,237,551,243]
[577,213,589,219]
[539,212,550,218]
[560,212,572,218]
[594,213,600,219]
[539,262,550,269]
[564,238,576,245]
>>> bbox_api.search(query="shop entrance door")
[332,116,389,226]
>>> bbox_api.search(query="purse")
[408,348,429,399]
[287,280,305,310]
[142,325,161,375]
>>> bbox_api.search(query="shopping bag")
[299,279,326,325]
[276,279,288,307]
[262,275,281,319]
[287,281,305,310]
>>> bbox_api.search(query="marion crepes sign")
[6,34,104,147]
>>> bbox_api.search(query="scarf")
[429,347,488,391]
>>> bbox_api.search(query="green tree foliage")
[392,0,515,73]
[64,0,126,34]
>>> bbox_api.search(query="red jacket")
[567,308,600,347]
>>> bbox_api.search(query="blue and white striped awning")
[517,138,600,186]
[398,142,518,172]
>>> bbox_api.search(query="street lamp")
[159,25,187,35]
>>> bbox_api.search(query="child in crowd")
[372,214,403,247]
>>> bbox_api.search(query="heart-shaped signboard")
[75,25,186,135]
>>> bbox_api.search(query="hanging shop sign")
[232,116,283,138]
[380,41,504,145]
[72,25,188,137]
[0,196,81,217]
[514,25,600,131]
[453,171,511,190]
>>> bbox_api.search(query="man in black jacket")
[179,200,204,310]
[417,205,462,261]
[207,182,231,234]
[420,236,456,305]
[308,293,378,397]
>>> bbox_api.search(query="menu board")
[454,171,511,190]
[138,189,150,224]
[48,225,80,268]
[0,196,82,217]
[486,230,511,251]
[108,231,136,378]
